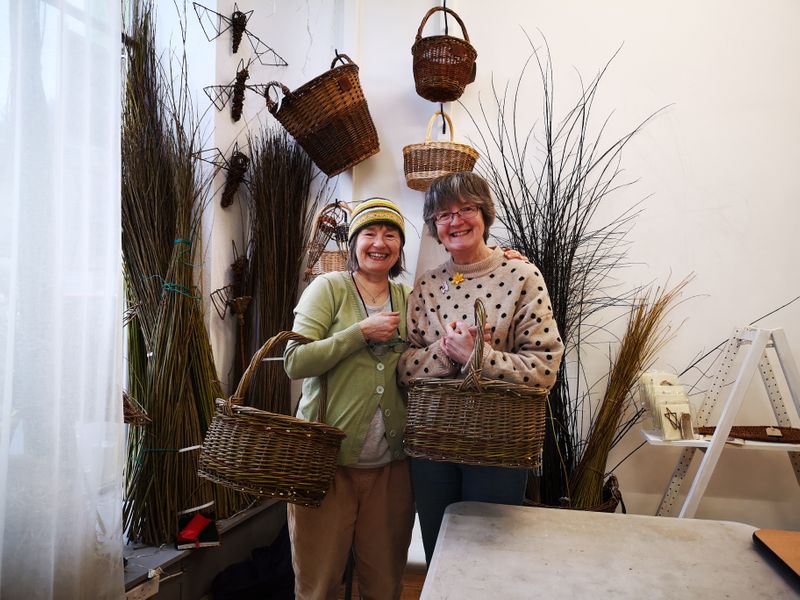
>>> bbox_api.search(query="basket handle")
[264,81,291,114]
[229,331,334,423]
[415,6,470,43]
[425,111,455,143]
[459,299,485,393]
[330,51,354,69]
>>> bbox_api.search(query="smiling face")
[354,224,403,277]
[434,200,488,263]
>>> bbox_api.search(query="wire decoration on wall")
[204,58,271,122]
[193,2,288,66]
[196,143,251,208]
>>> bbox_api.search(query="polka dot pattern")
[397,247,564,390]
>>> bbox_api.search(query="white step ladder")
[643,327,800,518]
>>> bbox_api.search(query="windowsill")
[123,498,280,590]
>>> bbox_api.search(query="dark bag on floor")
[211,524,294,600]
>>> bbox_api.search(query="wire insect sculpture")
[193,2,288,67]
[204,58,270,122]
[195,143,251,208]
[221,149,250,208]
[210,242,253,370]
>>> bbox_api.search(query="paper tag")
[765,426,783,437]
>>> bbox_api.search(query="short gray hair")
[423,172,496,242]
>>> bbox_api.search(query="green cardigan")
[284,272,411,465]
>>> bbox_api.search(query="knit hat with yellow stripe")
[347,198,406,244]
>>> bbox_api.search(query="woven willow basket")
[411,6,477,102]
[198,331,346,507]
[265,53,379,177]
[304,201,351,282]
[403,111,479,192]
[404,299,548,469]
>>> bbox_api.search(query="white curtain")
[0,1,124,598]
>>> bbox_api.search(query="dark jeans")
[410,458,528,564]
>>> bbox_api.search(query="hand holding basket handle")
[459,299,487,393]
[404,299,548,469]
[199,331,345,505]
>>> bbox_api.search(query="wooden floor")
[337,566,426,599]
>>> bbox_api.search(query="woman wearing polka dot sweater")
[398,172,564,565]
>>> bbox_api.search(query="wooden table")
[421,502,800,599]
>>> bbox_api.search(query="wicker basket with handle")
[198,331,346,507]
[402,110,479,192]
[404,299,548,468]
[411,6,477,102]
[264,52,379,177]
[304,200,351,282]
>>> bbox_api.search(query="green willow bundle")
[569,278,690,509]
[238,129,319,413]
[122,2,248,545]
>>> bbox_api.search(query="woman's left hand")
[442,321,489,365]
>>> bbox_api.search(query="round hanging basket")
[265,53,380,177]
[411,6,477,103]
[402,110,479,192]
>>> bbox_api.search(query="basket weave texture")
[403,111,479,192]
[198,331,346,507]
[404,299,548,469]
[304,201,351,282]
[265,53,379,177]
[696,425,800,443]
[411,7,477,103]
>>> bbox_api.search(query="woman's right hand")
[359,311,401,343]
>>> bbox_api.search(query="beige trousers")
[287,459,415,600]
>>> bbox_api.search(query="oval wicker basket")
[411,6,477,103]
[265,53,379,177]
[403,111,479,192]
[404,299,548,469]
[304,201,351,282]
[198,331,346,507]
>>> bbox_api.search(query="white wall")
[191,0,800,528]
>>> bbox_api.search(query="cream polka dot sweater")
[398,247,564,389]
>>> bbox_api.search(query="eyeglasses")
[433,205,481,225]
[368,338,410,356]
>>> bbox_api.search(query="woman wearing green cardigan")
[284,198,414,600]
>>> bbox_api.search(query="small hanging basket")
[304,201,351,282]
[402,110,479,192]
[404,299,548,468]
[264,52,380,177]
[198,331,346,507]
[411,6,477,103]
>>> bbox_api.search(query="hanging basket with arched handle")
[402,110,479,192]
[411,6,477,102]
[304,200,352,282]
[198,331,346,507]
[264,52,380,177]
[404,299,548,469]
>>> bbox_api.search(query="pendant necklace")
[351,272,392,315]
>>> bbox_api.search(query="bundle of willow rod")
[122,1,248,545]
[569,277,691,509]
[239,129,319,413]
[467,33,664,505]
